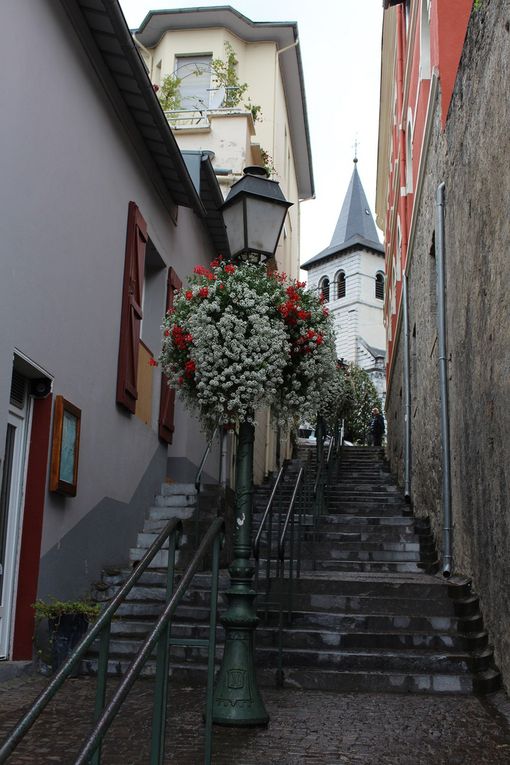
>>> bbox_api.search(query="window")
[336,271,346,299]
[319,276,330,302]
[375,272,385,300]
[420,0,431,80]
[406,113,413,194]
[174,55,212,110]
[116,202,180,444]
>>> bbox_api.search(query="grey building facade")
[0,0,226,660]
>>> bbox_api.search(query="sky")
[118,0,384,267]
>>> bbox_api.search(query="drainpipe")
[402,271,411,500]
[435,182,452,577]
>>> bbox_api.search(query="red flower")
[316,334,324,345]
[194,265,215,281]
[224,264,236,274]
[322,307,330,317]
[297,309,311,320]
[296,280,306,289]
[184,360,196,377]
[164,329,170,337]
[148,358,158,367]
[185,290,193,300]
[218,283,225,290]
[184,333,193,343]
[199,287,209,298]
[178,376,184,385]
[210,259,220,268]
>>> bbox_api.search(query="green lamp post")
[212,167,292,726]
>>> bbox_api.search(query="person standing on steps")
[369,407,385,446]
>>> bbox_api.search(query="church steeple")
[301,159,383,271]
[329,159,380,249]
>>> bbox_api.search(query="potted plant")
[33,598,101,674]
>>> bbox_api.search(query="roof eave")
[62,0,205,215]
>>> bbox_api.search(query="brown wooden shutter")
[159,267,182,443]
[116,202,147,413]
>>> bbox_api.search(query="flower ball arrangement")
[159,258,338,432]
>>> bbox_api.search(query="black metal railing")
[0,517,224,765]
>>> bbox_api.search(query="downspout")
[402,271,411,500]
[397,6,411,500]
[435,182,452,577]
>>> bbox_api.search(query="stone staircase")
[256,446,501,694]
[84,448,501,695]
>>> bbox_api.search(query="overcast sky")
[118,0,384,267]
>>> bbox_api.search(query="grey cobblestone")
[0,674,509,764]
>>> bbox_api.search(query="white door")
[0,402,29,658]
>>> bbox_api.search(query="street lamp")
[221,166,292,264]
[212,167,292,727]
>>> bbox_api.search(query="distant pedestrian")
[369,407,385,446]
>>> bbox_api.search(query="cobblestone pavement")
[1,674,510,764]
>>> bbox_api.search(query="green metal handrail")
[0,517,183,765]
[75,516,224,765]
[311,435,336,571]
[253,465,284,602]
[277,466,304,606]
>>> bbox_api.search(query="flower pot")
[49,613,89,674]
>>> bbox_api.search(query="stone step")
[307,536,420,550]
[146,506,195,522]
[255,646,478,674]
[160,483,197,496]
[261,559,424,574]
[319,514,414,526]
[260,610,459,632]
[301,548,422,562]
[271,571,457,598]
[271,593,457,617]
[270,667,495,695]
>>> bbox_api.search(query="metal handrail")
[278,468,304,562]
[75,517,225,765]
[194,426,219,493]
[253,465,284,561]
[0,518,183,764]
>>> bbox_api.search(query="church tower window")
[319,276,330,302]
[336,270,346,299]
[375,272,385,300]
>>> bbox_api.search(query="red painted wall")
[437,0,472,126]
[12,395,52,660]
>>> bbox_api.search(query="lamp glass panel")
[222,200,245,256]
[245,198,287,255]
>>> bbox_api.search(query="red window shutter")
[159,267,182,443]
[116,202,147,413]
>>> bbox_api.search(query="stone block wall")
[386,0,510,689]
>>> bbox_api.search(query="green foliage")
[342,364,382,444]
[473,0,481,10]
[245,98,263,123]
[158,73,182,112]
[260,148,277,177]
[211,42,248,107]
[33,598,101,623]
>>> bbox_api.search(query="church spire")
[329,160,379,249]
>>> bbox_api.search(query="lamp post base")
[212,565,269,727]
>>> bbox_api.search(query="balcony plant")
[33,598,101,673]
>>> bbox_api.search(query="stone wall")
[387,0,510,688]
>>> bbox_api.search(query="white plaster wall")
[147,29,300,279]
[0,1,215,554]
[306,248,385,363]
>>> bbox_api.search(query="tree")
[342,364,382,444]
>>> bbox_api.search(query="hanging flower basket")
[159,259,339,431]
